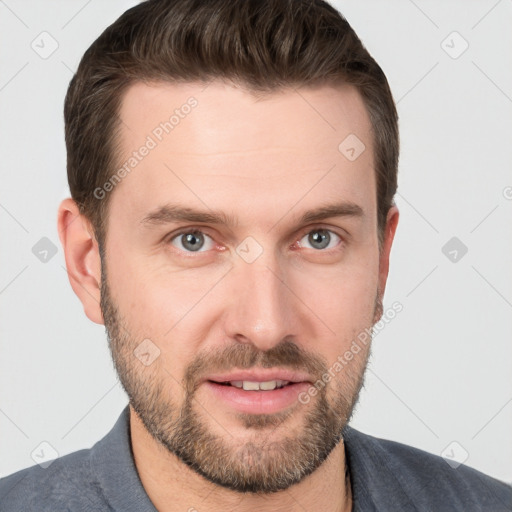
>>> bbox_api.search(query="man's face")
[100,80,390,493]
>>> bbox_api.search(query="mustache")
[184,339,328,395]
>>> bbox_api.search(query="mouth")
[202,370,313,415]
[205,369,313,386]
[211,379,293,391]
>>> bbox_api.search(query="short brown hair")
[64,0,399,248]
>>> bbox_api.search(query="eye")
[297,228,342,251]
[169,230,215,252]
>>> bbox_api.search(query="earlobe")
[57,198,104,325]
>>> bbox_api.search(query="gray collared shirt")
[1,405,511,511]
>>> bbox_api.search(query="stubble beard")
[100,266,376,494]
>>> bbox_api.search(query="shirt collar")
[90,405,157,511]
[343,425,415,512]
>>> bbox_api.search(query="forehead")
[110,80,375,231]
[118,80,372,153]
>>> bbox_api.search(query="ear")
[375,205,399,321]
[57,198,104,325]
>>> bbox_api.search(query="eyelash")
[166,226,345,255]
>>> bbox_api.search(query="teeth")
[229,380,289,391]
[259,380,278,390]
[243,381,261,391]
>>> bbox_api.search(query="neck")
[129,407,352,512]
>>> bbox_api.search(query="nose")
[223,250,299,352]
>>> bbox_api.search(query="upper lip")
[204,369,314,384]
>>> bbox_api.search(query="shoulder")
[343,426,512,511]
[0,406,154,512]
[0,447,109,511]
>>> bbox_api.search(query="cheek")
[105,252,227,382]
[107,248,218,332]
[292,255,379,361]
[297,257,378,321]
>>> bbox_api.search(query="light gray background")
[1,0,511,485]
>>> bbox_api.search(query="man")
[1,0,510,510]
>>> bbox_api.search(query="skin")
[58,80,399,512]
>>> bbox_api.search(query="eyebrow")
[140,201,364,228]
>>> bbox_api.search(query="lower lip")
[204,381,311,415]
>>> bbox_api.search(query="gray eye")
[171,231,214,252]
[182,232,204,251]
[299,229,340,250]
